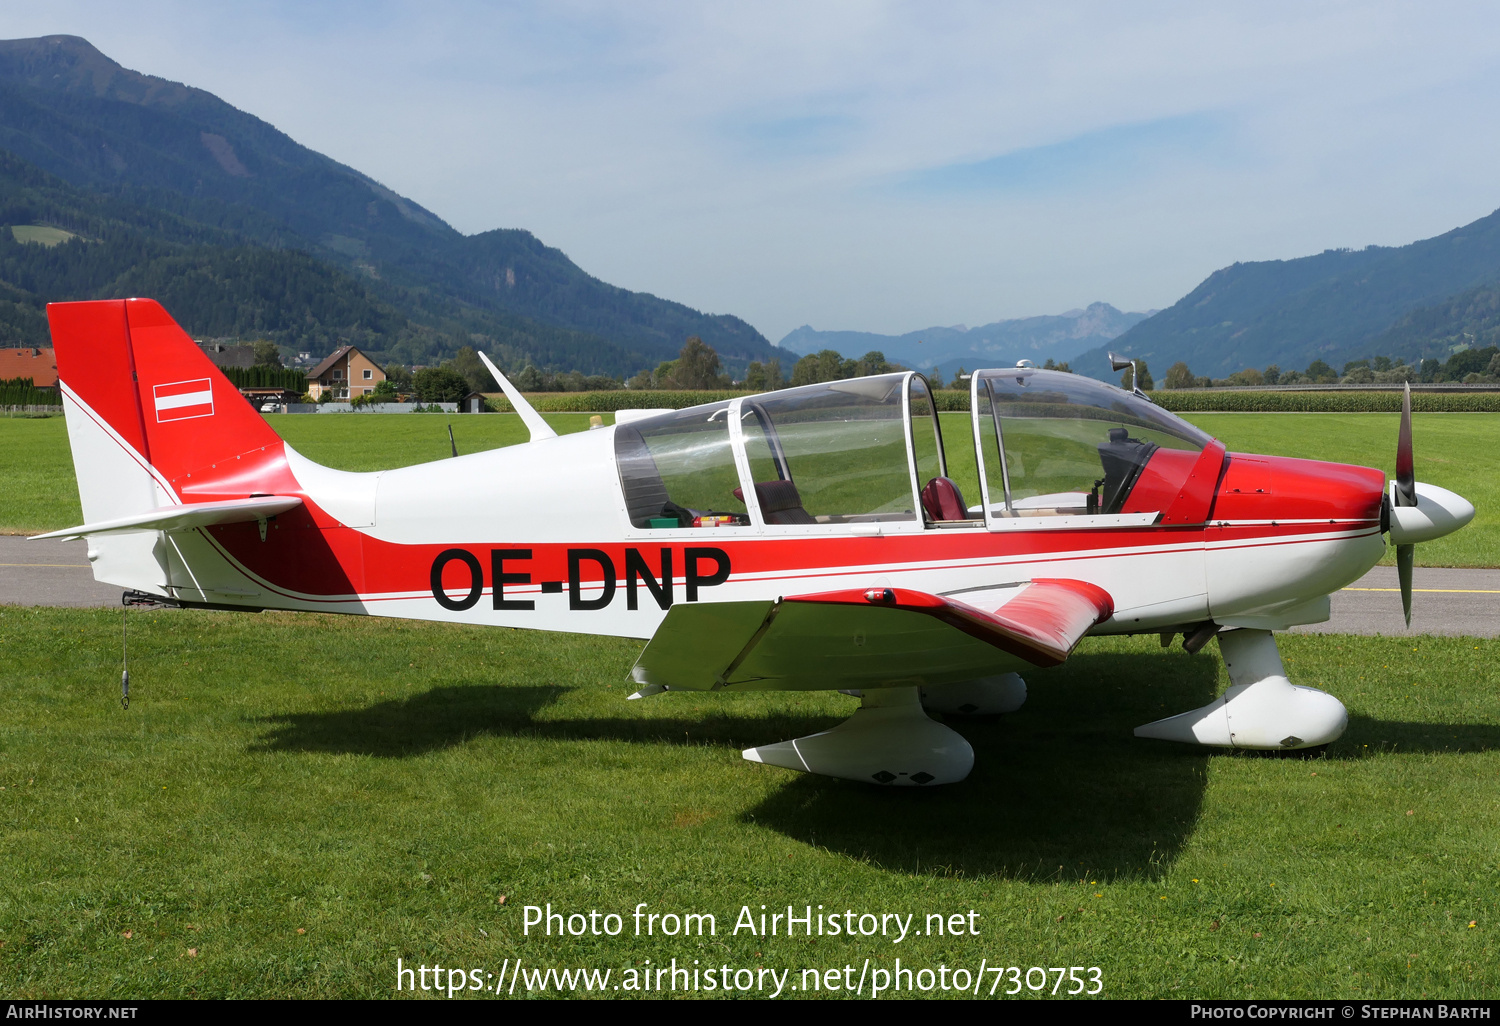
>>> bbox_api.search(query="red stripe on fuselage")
[201,485,1379,605]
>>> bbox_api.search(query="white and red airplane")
[36,299,1475,785]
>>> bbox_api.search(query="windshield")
[739,374,918,525]
[973,369,1211,517]
[615,403,749,528]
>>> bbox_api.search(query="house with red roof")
[0,347,58,389]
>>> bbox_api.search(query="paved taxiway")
[1,535,1496,637]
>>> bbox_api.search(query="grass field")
[3,408,1494,566]
[3,409,1498,999]
[0,608,1495,999]
[9,225,77,247]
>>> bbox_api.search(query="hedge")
[0,377,61,406]
[484,388,1500,415]
[221,365,309,391]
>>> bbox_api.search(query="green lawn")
[2,410,1494,566]
[0,609,1495,998]
[9,225,77,247]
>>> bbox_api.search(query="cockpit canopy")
[614,368,1214,530]
[972,368,1211,518]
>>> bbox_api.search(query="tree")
[385,365,414,392]
[851,351,895,377]
[790,350,845,387]
[1263,364,1281,386]
[412,367,469,403]
[1227,367,1265,386]
[369,378,399,404]
[1305,360,1337,382]
[445,346,499,393]
[513,365,545,391]
[745,359,785,392]
[252,340,282,368]
[928,368,946,390]
[1163,361,1195,389]
[664,337,727,389]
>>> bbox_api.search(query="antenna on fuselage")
[478,351,559,442]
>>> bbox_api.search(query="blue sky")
[6,2,1500,344]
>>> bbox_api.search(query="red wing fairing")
[630,578,1114,693]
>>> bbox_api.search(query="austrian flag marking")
[153,378,214,422]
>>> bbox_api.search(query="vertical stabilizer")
[47,299,290,594]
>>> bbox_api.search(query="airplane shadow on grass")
[250,648,1500,881]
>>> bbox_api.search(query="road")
[1,536,1496,636]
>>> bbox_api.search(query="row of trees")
[623,340,982,392]
[1157,349,1500,389]
[0,375,60,406]
[221,364,308,391]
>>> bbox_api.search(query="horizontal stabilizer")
[630,579,1113,693]
[31,496,302,541]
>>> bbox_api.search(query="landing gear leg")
[742,686,974,785]
[1134,628,1347,750]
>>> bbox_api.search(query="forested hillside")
[1084,207,1500,379]
[0,34,778,376]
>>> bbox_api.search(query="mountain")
[778,302,1151,378]
[0,35,778,375]
[1082,207,1500,380]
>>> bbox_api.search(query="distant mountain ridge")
[779,302,1151,378]
[0,34,778,375]
[1082,207,1500,380]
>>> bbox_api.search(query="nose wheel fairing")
[1134,628,1347,750]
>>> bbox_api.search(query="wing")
[629,578,1113,694]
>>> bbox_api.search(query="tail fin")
[48,299,288,593]
[49,299,283,510]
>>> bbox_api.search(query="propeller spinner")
[1385,383,1476,626]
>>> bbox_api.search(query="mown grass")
[1,411,1493,567]
[9,225,77,247]
[0,608,1495,998]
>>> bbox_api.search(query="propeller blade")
[1395,382,1416,507]
[1397,543,1414,627]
